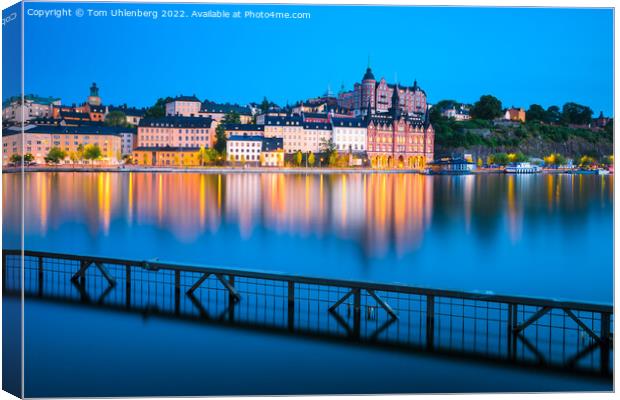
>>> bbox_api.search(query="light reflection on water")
[2,171,613,302]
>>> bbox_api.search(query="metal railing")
[2,249,613,378]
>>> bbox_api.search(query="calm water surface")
[3,171,613,302]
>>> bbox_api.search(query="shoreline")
[2,166,580,175]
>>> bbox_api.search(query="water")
[2,171,614,395]
[3,171,613,302]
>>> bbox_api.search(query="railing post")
[228,275,235,321]
[38,256,44,297]
[288,281,295,331]
[125,264,131,308]
[353,288,361,339]
[600,312,611,374]
[174,270,181,315]
[426,295,435,349]
[1,252,6,293]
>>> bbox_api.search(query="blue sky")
[15,3,614,115]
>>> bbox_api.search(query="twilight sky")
[13,3,615,115]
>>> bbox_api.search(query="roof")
[134,146,201,152]
[2,125,128,137]
[169,95,201,103]
[200,100,251,115]
[331,117,367,128]
[264,115,303,126]
[2,94,61,108]
[222,124,264,132]
[262,137,283,151]
[60,111,90,119]
[303,122,331,130]
[139,115,213,128]
[108,105,147,117]
[362,67,375,81]
[228,135,264,142]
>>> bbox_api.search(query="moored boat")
[504,162,542,174]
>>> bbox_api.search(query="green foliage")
[83,144,102,162]
[214,111,241,153]
[526,104,547,122]
[105,110,128,127]
[562,102,593,125]
[9,153,22,164]
[44,147,66,164]
[470,95,502,120]
[489,152,509,166]
[546,105,561,124]
[320,138,338,166]
[578,155,597,167]
[145,97,173,118]
[308,152,315,166]
[260,97,270,113]
[23,153,34,163]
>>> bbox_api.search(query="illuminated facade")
[137,115,215,149]
[132,146,201,166]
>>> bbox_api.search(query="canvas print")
[1,1,614,397]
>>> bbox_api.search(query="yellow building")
[505,108,526,123]
[133,146,201,167]
[2,125,122,166]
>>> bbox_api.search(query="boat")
[426,158,475,175]
[504,162,542,174]
[597,169,610,175]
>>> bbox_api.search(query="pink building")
[137,115,216,149]
[338,67,427,117]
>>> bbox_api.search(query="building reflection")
[2,172,613,259]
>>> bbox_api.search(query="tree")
[145,97,173,118]
[562,102,593,125]
[105,110,128,127]
[544,153,567,167]
[477,157,483,168]
[546,105,561,124]
[507,152,528,163]
[44,147,66,164]
[260,97,270,113]
[308,152,316,167]
[526,104,547,122]
[489,152,509,166]
[83,144,102,163]
[578,155,596,167]
[470,95,502,120]
[9,154,22,165]
[76,144,85,164]
[294,150,303,166]
[214,111,241,153]
[23,153,34,164]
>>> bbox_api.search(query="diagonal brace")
[563,308,601,344]
[215,274,240,302]
[328,289,355,312]
[187,273,211,294]
[513,306,552,333]
[367,289,398,319]
[71,261,116,287]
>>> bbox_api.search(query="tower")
[88,82,101,106]
[361,67,376,113]
[390,84,401,119]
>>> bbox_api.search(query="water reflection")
[2,172,613,302]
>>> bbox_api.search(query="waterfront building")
[222,123,264,138]
[137,115,215,149]
[2,94,61,123]
[132,146,201,166]
[338,66,428,117]
[118,128,138,156]
[366,88,434,169]
[298,122,332,154]
[260,137,284,167]
[2,124,123,165]
[331,117,368,153]
[226,135,263,164]
[165,95,202,116]
[262,115,304,153]
[504,107,526,122]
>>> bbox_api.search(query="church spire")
[391,84,401,118]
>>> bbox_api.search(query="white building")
[2,95,61,123]
[300,122,332,154]
[227,135,263,163]
[165,95,201,117]
[331,117,367,153]
[262,115,304,154]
